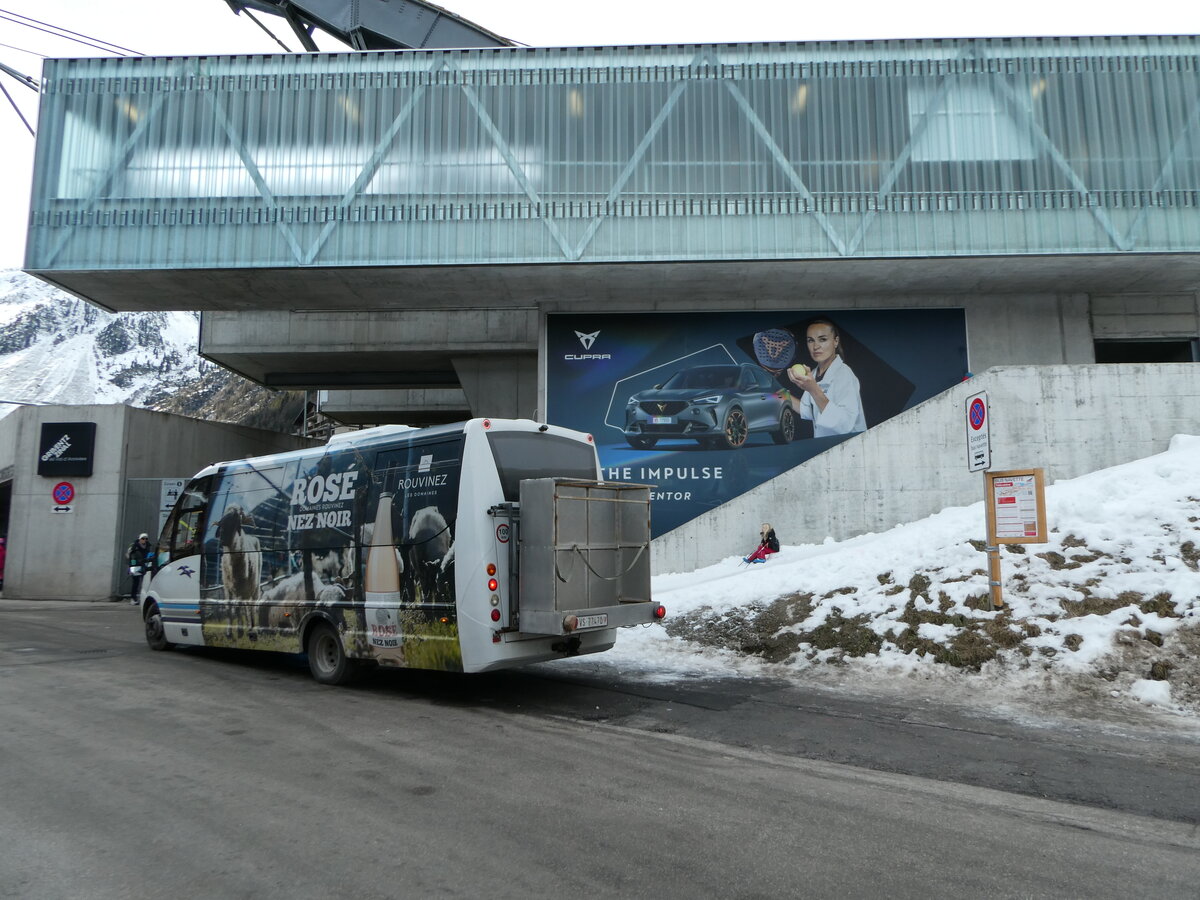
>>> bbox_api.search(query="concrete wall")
[1091,292,1200,340]
[0,405,314,601]
[453,354,538,419]
[651,364,1200,574]
[2,405,129,602]
[321,388,470,425]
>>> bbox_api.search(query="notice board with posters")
[37,422,97,477]
[546,309,969,537]
[985,468,1048,544]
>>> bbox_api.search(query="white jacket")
[799,355,867,437]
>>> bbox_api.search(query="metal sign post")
[964,390,999,606]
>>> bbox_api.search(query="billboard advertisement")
[546,309,969,536]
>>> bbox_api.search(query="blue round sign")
[52,481,75,504]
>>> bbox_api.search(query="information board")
[158,479,187,534]
[984,468,1047,544]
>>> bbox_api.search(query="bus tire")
[307,622,356,685]
[144,601,173,652]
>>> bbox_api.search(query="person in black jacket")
[743,523,780,564]
[127,533,155,604]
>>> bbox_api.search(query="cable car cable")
[0,8,142,56]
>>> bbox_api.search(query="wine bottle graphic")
[364,492,403,659]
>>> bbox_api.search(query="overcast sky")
[0,0,1196,267]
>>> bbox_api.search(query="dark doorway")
[0,480,10,538]
[0,480,10,591]
[1094,340,1198,364]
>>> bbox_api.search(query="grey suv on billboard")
[624,364,795,450]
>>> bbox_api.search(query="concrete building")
[21,35,1200,568]
[0,405,312,600]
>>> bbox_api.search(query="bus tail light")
[488,577,498,592]
[490,609,501,622]
[653,605,666,620]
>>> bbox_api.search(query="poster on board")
[546,309,969,537]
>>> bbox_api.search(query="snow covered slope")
[569,435,1200,723]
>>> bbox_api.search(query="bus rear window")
[485,432,598,501]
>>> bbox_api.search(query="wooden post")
[982,468,1049,610]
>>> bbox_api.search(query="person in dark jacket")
[743,523,780,564]
[127,533,155,604]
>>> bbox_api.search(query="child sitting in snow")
[743,523,780,564]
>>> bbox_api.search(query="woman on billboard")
[782,318,867,438]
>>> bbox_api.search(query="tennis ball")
[789,364,809,378]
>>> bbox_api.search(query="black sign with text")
[37,422,97,477]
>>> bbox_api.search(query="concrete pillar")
[452,354,538,419]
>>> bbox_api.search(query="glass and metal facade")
[25,35,1200,273]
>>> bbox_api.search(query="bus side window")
[162,476,212,563]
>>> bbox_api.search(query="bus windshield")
[485,431,598,501]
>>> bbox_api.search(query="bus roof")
[187,418,590,482]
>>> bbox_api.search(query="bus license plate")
[650,416,673,425]
[576,614,608,629]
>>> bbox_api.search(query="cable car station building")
[24,35,1200,570]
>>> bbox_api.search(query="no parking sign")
[52,481,75,513]
[965,391,991,472]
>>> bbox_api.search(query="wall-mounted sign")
[546,309,969,536]
[37,422,97,477]
[52,481,75,513]
[52,481,75,504]
[159,479,187,534]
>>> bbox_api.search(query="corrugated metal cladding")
[25,36,1200,271]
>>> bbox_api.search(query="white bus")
[142,418,664,683]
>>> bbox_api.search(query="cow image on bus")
[141,418,665,683]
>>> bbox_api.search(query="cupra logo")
[564,329,611,361]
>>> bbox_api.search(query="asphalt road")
[2,601,1199,899]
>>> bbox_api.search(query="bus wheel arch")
[144,599,173,652]
[305,619,358,685]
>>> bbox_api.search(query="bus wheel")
[144,601,173,652]
[307,622,356,685]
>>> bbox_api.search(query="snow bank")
[565,435,1200,719]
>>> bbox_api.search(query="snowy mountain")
[0,268,204,411]
[0,269,302,429]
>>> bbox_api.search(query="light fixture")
[790,84,809,115]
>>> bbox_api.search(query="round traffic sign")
[52,481,75,504]
[968,398,987,430]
